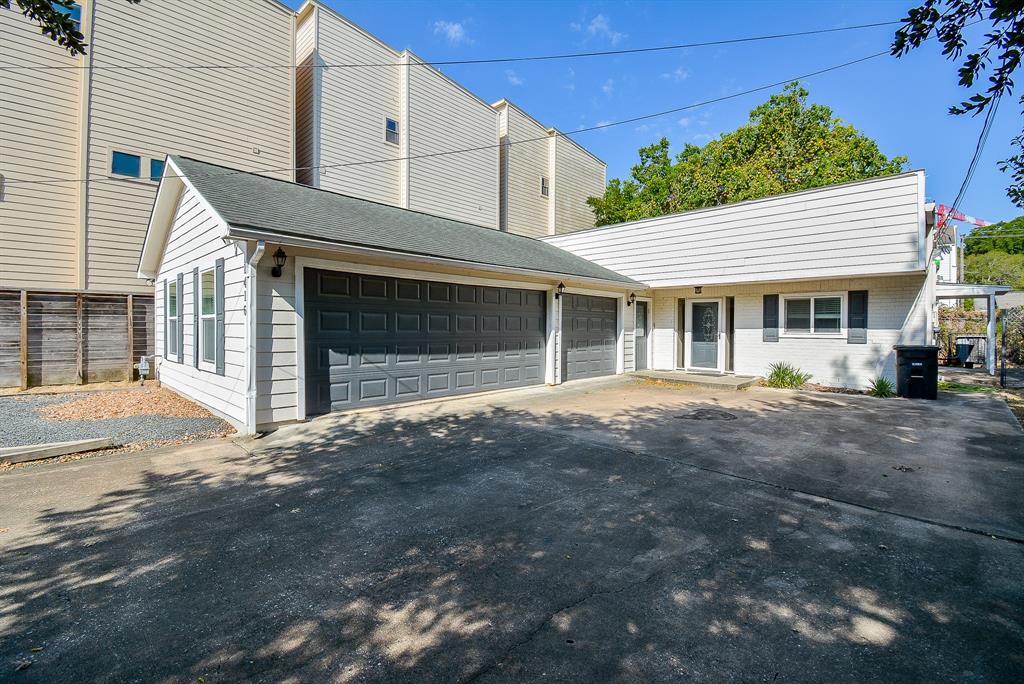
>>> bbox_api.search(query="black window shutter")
[192,268,200,367]
[215,257,225,376]
[763,294,779,342]
[848,291,868,344]
[176,272,184,363]
[163,279,169,359]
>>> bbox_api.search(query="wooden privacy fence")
[0,290,155,389]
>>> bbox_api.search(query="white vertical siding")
[552,134,605,235]
[314,6,401,205]
[650,274,929,389]
[0,8,83,289]
[154,187,248,426]
[406,55,500,228]
[84,0,295,294]
[547,171,927,287]
[501,104,550,238]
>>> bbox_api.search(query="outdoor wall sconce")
[554,282,565,299]
[694,286,703,294]
[271,247,287,277]
[627,292,636,306]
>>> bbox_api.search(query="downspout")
[246,240,265,435]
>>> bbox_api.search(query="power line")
[3,49,889,188]
[0,19,901,71]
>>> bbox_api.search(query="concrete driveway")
[1,377,1022,681]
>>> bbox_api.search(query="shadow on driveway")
[1,379,1022,681]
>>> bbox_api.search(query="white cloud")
[433,20,471,46]
[691,133,713,143]
[505,69,523,86]
[594,120,613,129]
[586,14,626,45]
[661,66,690,82]
[601,78,615,96]
[569,21,582,31]
[678,117,693,128]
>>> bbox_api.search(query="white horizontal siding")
[0,8,82,289]
[552,134,605,235]
[84,0,294,294]
[407,57,500,228]
[155,187,248,426]
[650,274,929,389]
[503,104,550,238]
[547,171,927,287]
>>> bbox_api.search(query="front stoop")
[632,370,759,390]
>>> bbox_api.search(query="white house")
[139,161,955,434]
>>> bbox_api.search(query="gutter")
[245,240,265,435]
[224,226,644,291]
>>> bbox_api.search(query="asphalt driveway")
[1,377,1022,681]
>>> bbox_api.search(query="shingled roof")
[166,156,639,286]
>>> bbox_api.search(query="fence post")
[19,290,28,390]
[126,293,134,382]
[76,293,84,384]
[1001,309,1007,388]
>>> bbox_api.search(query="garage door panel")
[562,294,617,381]
[305,269,546,414]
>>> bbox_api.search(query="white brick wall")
[650,274,929,389]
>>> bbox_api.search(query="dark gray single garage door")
[304,268,546,415]
[562,293,617,380]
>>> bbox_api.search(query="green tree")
[963,251,1024,287]
[963,215,1024,256]
[891,0,1024,207]
[587,83,907,225]
[2,0,140,56]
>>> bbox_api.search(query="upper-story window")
[52,2,82,30]
[384,117,399,145]
[111,151,141,178]
[540,176,549,198]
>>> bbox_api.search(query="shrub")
[868,376,896,398]
[763,362,812,389]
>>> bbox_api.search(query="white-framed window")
[109,150,166,182]
[167,279,179,356]
[540,176,549,198]
[199,268,216,366]
[782,294,844,336]
[384,117,399,145]
[52,2,82,29]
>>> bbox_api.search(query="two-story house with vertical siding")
[0,0,295,387]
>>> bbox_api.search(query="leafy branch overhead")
[891,0,1024,206]
[1,0,140,56]
[586,83,907,226]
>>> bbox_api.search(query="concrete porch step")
[632,370,760,390]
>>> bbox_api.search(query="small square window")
[149,158,166,181]
[384,117,399,145]
[52,2,81,29]
[541,176,550,198]
[111,151,141,178]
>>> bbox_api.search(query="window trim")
[780,292,846,338]
[167,278,179,358]
[540,176,550,198]
[108,148,167,184]
[198,267,217,370]
[383,116,399,146]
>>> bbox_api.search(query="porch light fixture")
[627,292,636,307]
[694,286,703,294]
[271,247,287,277]
[554,282,565,299]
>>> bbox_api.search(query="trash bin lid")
[893,345,940,351]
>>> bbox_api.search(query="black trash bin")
[893,345,939,400]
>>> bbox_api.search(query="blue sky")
[306,0,1022,225]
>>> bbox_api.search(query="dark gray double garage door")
[304,268,618,415]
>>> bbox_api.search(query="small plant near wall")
[763,362,812,389]
[868,376,896,398]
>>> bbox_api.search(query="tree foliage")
[891,0,1024,207]
[964,250,1024,287]
[1,0,140,56]
[963,214,1024,255]
[587,83,907,226]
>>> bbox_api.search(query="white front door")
[685,298,725,372]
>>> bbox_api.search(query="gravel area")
[0,391,232,449]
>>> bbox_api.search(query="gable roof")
[139,156,639,287]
